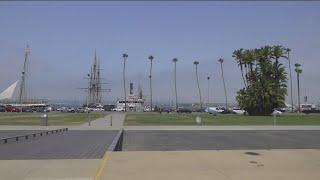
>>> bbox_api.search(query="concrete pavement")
[0,112,126,131]
[103,149,320,180]
[0,159,99,180]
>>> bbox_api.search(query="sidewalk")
[80,112,125,128]
[103,149,320,180]
[0,112,126,131]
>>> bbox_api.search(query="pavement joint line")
[94,129,124,180]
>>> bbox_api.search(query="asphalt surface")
[0,130,117,160]
[123,130,320,151]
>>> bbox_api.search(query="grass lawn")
[0,112,103,125]
[124,112,320,126]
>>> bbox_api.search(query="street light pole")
[207,76,210,106]
[287,49,294,112]
[87,73,91,126]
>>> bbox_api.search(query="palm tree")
[295,63,302,113]
[286,48,294,112]
[193,61,202,109]
[172,58,178,111]
[218,58,228,111]
[232,48,247,88]
[207,76,210,106]
[148,55,154,111]
[122,53,128,111]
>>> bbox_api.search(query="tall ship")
[81,50,109,110]
[0,45,48,111]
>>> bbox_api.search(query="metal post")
[110,115,113,126]
[273,113,277,126]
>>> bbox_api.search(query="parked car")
[11,107,21,112]
[103,104,116,111]
[36,107,46,113]
[0,106,5,112]
[177,108,192,113]
[76,108,86,113]
[112,107,124,112]
[231,108,246,115]
[67,107,75,113]
[161,107,173,113]
[5,105,13,112]
[22,107,33,113]
[272,109,283,115]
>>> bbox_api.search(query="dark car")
[161,107,173,113]
[177,108,192,113]
[0,106,5,112]
[22,107,33,113]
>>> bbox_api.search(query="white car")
[205,107,223,115]
[112,107,124,112]
[232,108,246,115]
[272,110,283,115]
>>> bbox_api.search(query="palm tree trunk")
[240,63,247,88]
[288,52,294,113]
[149,60,153,111]
[174,62,178,111]
[195,65,202,109]
[297,73,301,113]
[220,63,228,110]
[123,59,127,112]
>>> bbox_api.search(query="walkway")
[103,149,320,180]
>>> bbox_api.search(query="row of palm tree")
[121,47,302,114]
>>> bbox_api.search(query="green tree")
[193,61,202,109]
[235,45,288,115]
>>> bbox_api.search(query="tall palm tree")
[148,55,154,111]
[286,48,294,112]
[172,58,178,111]
[218,58,228,111]
[193,61,202,109]
[207,76,210,106]
[122,53,128,111]
[295,63,302,113]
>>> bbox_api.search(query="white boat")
[0,80,19,101]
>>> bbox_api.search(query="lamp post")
[207,76,210,106]
[286,49,294,112]
[87,73,91,126]
[294,63,302,113]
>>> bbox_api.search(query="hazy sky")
[0,1,319,105]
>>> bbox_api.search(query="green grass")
[0,112,103,125]
[124,112,320,126]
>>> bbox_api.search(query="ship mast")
[18,45,30,104]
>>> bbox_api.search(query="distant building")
[116,83,145,112]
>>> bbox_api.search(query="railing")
[1,128,68,144]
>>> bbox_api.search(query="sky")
[0,1,320,105]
